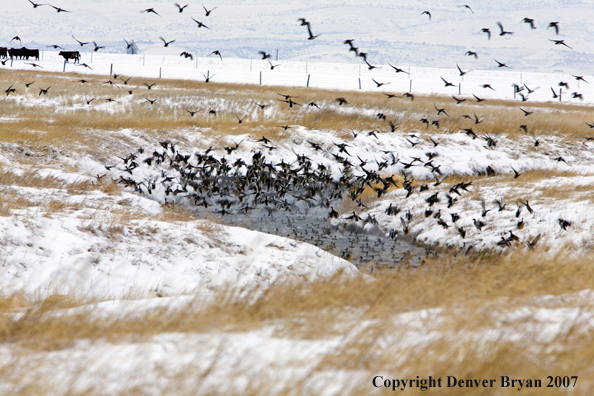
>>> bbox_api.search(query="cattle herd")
[0,46,39,60]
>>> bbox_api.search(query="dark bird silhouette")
[548,21,559,35]
[306,22,320,40]
[191,18,209,28]
[142,8,161,16]
[441,77,455,87]
[160,37,175,47]
[174,3,188,12]
[550,39,572,49]
[210,50,223,60]
[459,5,474,14]
[482,84,495,91]
[481,28,491,40]
[124,38,135,49]
[28,0,46,7]
[25,62,43,68]
[365,60,377,70]
[144,83,156,90]
[371,78,389,88]
[421,11,431,20]
[559,219,572,231]
[519,124,528,133]
[550,87,559,99]
[180,51,194,60]
[389,64,409,74]
[526,234,541,249]
[203,5,217,16]
[258,51,271,60]
[236,115,247,124]
[511,166,521,178]
[473,113,483,124]
[72,35,90,47]
[5,85,16,96]
[457,64,469,76]
[145,98,157,105]
[403,93,414,100]
[92,42,105,52]
[452,96,466,104]
[47,44,63,49]
[336,97,348,105]
[49,4,69,12]
[38,86,50,96]
[572,75,588,84]
[11,36,21,44]
[494,59,510,68]
[497,21,513,36]
[203,72,215,83]
[559,81,570,89]
[24,81,35,88]
[435,105,448,116]
[522,18,536,29]
[473,94,486,102]
[186,109,198,116]
[572,92,583,100]
[519,107,533,116]
[268,60,280,70]
[465,51,478,59]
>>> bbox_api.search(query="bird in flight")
[124,38,135,49]
[160,37,175,47]
[481,28,491,40]
[209,50,223,60]
[572,75,589,83]
[459,5,474,14]
[203,5,217,16]
[371,78,389,88]
[497,22,513,36]
[92,42,105,52]
[72,35,90,46]
[441,77,455,87]
[47,44,63,49]
[548,21,560,35]
[494,59,510,68]
[550,39,572,49]
[142,8,161,16]
[49,4,69,12]
[465,51,478,59]
[268,60,280,70]
[180,51,194,60]
[258,51,271,59]
[11,36,21,44]
[522,18,536,29]
[191,18,209,29]
[28,0,45,8]
[305,21,319,40]
[457,64,469,76]
[389,64,409,74]
[174,3,188,12]
[421,11,431,20]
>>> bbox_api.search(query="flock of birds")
[3,2,592,263]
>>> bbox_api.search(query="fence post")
[409,79,412,93]
[276,49,278,61]
[307,74,310,87]
[63,60,66,72]
[250,59,252,71]
[110,64,113,76]
[559,88,562,102]
[260,71,262,85]
[358,78,361,90]
[159,67,161,78]
[458,83,461,95]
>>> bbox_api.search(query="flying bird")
[203,5,217,16]
[180,51,194,60]
[441,77,455,87]
[47,44,63,49]
[494,59,510,68]
[306,22,319,40]
[258,51,271,59]
[522,18,536,29]
[497,22,513,36]
[209,50,223,60]
[11,36,21,44]
[92,42,105,52]
[456,64,468,76]
[142,8,161,16]
[421,11,431,20]
[550,39,572,49]
[268,60,280,70]
[49,4,69,12]
[465,51,478,59]
[28,0,46,8]
[160,37,175,47]
[191,18,209,28]
[371,78,389,88]
[389,64,409,74]
[548,21,559,35]
[459,5,474,14]
[174,3,188,12]
[481,28,491,40]
[72,35,90,46]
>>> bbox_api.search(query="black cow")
[59,50,80,63]
[0,47,6,59]
[8,47,23,59]
[23,48,39,60]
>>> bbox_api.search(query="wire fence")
[3,50,592,104]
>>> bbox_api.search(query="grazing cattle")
[59,51,80,63]
[23,48,39,60]
[0,47,6,59]
[8,47,23,59]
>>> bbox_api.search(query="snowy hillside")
[1,0,594,74]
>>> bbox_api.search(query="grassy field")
[1,68,593,395]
